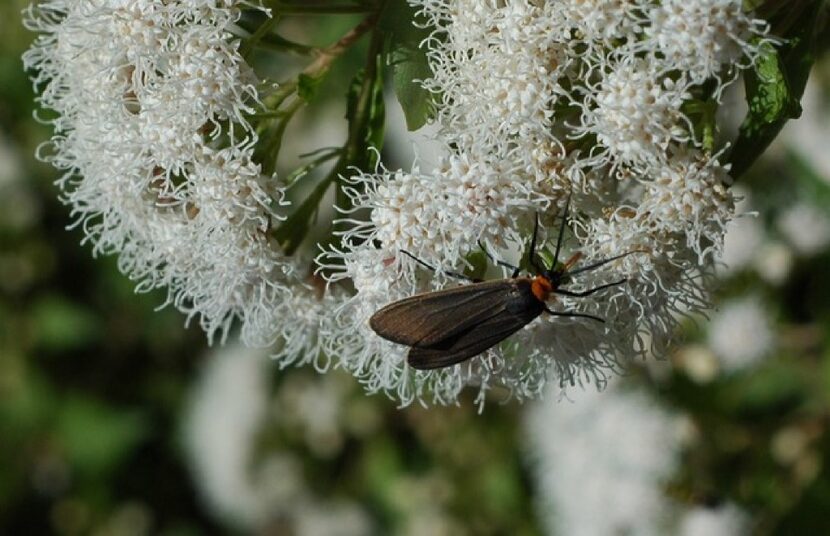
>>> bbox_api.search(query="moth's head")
[544,251,582,288]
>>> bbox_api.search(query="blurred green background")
[3,2,830,535]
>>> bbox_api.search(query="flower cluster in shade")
[23,0,330,362]
[319,0,775,406]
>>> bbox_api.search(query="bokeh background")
[3,2,830,534]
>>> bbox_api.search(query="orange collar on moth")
[531,275,553,302]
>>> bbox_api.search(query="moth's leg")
[477,240,521,278]
[543,305,605,323]
[400,250,482,283]
[554,279,626,298]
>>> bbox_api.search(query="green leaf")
[786,151,830,214]
[30,295,100,351]
[465,250,489,281]
[727,1,822,179]
[56,395,148,478]
[719,361,805,416]
[378,0,434,130]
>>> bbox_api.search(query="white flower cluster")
[23,0,324,357]
[184,345,374,533]
[526,384,683,536]
[321,0,773,405]
[525,382,751,536]
[25,0,777,406]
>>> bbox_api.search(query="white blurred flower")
[184,346,373,532]
[294,501,374,536]
[276,373,350,457]
[777,202,830,256]
[675,344,720,384]
[679,504,750,536]
[782,79,830,180]
[753,241,793,285]
[708,296,773,372]
[719,216,764,275]
[525,383,685,536]
[183,344,270,528]
[526,384,753,536]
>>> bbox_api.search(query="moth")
[370,196,639,370]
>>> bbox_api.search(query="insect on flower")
[370,196,643,370]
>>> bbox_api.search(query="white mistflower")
[561,0,648,44]
[314,0,772,406]
[342,156,538,266]
[420,0,569,154]
[708,296,773,372]
[270,281,343,371]
[24,0,322,360]
[640,149,735,261]
[574,57,692,170]
[26,0,779,407]
[525,383,684,536]
[646,0,772,86]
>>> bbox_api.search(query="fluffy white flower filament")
[24,0,325,361]
[318,0,773,406]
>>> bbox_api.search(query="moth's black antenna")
[528,212,543,273]
[568,250,647,277]
[551,193,571,270]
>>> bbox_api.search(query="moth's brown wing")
[407,303,543,370]
[370,280,524,347]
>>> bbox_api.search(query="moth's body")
[369,197,636,370]
[370,277,550,369]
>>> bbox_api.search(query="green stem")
[335,18,386,235]
[257,33,316,56]
[240,13,281,58]
[261,14,376,112]
[260,98,304,176]
[266,0,376,15]
[256,13,377,175]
